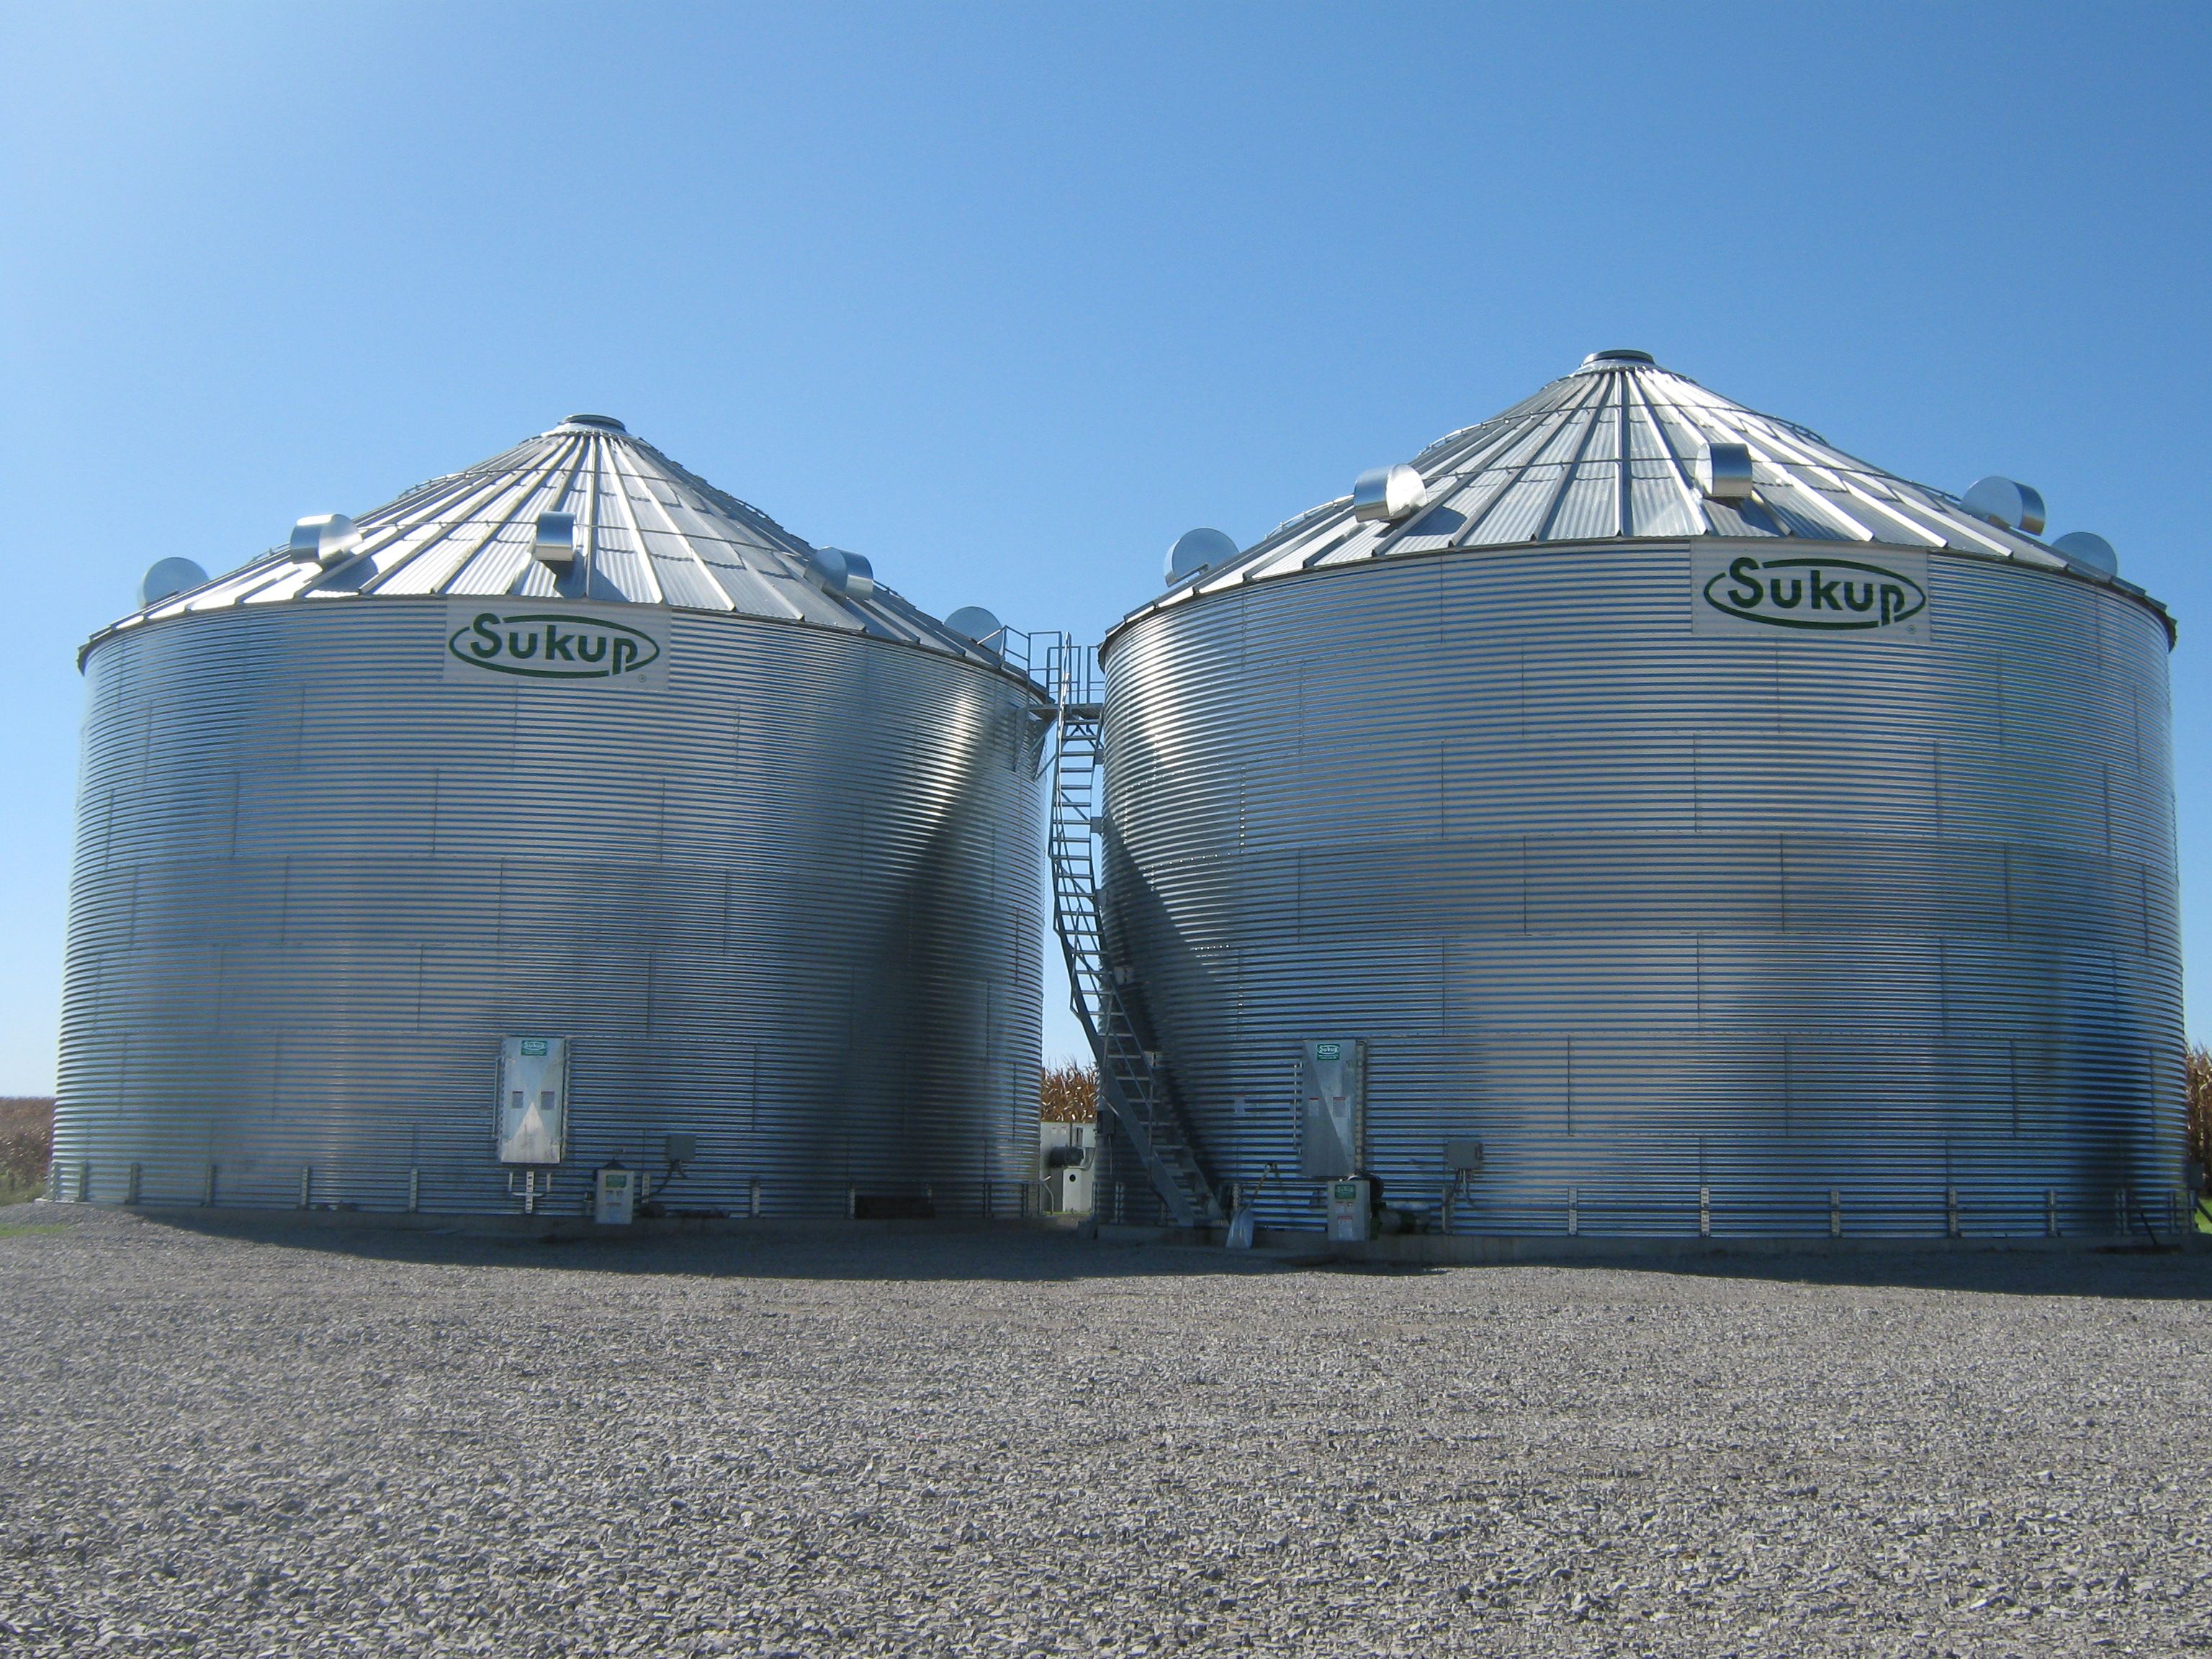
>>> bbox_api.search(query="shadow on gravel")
[1545,1247,2212,1302]
[125,1214,1308,1284]
[87,1211,2212,1298]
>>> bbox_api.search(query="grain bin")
[1096,353,2182,1241]
[58,416,1044,1218]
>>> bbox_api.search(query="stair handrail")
[1043,657,1219,1226]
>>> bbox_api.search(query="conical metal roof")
[1129,351,2166,629]
[94,415,1008,670]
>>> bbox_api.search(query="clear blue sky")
[3,2,2206,1092]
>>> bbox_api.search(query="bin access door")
[1297,1038,1366,1179]
[497,1036,568,1164]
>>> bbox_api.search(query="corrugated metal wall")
[55,601,1044,1218]
[1097,543,2185,1239]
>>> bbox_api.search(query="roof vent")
[289,513,360,566]
[945,606,1003,646]
[1961,476,2046,536]
[532,511,577,569]
[1698,442,1756,501]
[1581,349,1655,369]
[2051,531,2118,577]
[561,413,626,432]
[140,557,207,608]
[1352,464,1426,523]
[1165,527,1239,585]
[814,547,874,598]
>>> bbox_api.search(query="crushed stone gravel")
[1,1207,2209,1656]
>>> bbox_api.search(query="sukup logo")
[1702,555,1928,632]
[446,611,662,680]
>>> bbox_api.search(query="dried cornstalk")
[1040,1060,1097,1124]
[2188,1043,2211,1174]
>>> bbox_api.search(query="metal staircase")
[1041,642,1221,1228]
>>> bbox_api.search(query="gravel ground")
[2,1208,2210,1658]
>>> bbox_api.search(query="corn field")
[2189,1043,2211,1175]
[1,1097,53,1202]
[1040,1060,1097,1124]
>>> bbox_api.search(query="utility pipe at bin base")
[1095,1173,2199,1255]
[43,1165,1051,1223]
[63,1203,1073,1241]
[1086,1222,2210,1263]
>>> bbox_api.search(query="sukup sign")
[1690,547,1929,642]
[442,605,670,688]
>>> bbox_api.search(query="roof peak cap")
[555,413,626,433]
[1578,349,1658,371]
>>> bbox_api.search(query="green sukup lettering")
[449,611,659,678]
[1702,554,1925,633]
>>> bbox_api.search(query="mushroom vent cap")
[2051,531,2118,577]
[1166,528,1240,585]
[1352,464,1426,523]
[289,513,360,566]
[1961,476,2046,536]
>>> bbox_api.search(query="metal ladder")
[1042,642,1221,1228]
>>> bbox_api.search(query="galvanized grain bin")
[58,416,1043,1218]
[1098,354,2182,1241]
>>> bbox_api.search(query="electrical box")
[1326,1179,1372,1242]
[1444,1138,1485,1174]
[497,1036,568,1164]
[593,1165,637,1226]
[1298,1038,1366,1179]
[1039,1121,1095,1215]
